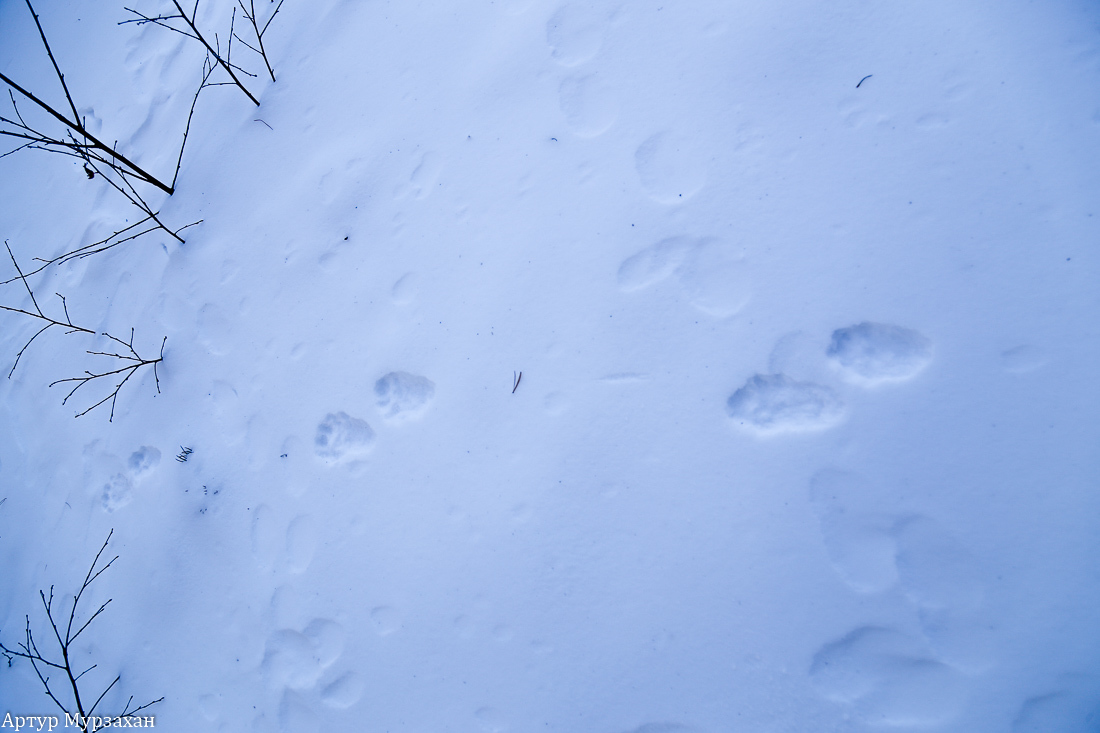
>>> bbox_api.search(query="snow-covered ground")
[1,0,1098,730]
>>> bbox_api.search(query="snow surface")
[1,0,1099,730]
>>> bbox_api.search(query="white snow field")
[1,0,1098,730]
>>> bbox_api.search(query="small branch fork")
[0,242,165,421]
[234,0,284,83]
[0,50,213,272]
[1,0,210,270]
[0,1,172,194]
[121,0,285,105]
[0,531,164,726]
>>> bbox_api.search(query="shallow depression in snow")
[726,374,845,435]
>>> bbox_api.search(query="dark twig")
[172,52,218,189]
[0,63,172,194]
[22,0,82,133]
[1,243,166,421]
[0,0,203,272]
[512,370,522,394]
[856,74,873,88]
[0,531,164,727]
[235,0,284,82]
[122,1,263,106]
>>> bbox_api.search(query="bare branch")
[168,0,261,105]
[1,247,165,420]
[23,1,82,134]
[0,532,162,722]
[0,69,173,194]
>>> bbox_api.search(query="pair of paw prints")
[617,236,751,318]
[808,469,997,726]
[313,371,436,465]
[726,322,933,435]
[84,442,162,512]
[261,618,363,727]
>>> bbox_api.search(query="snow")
[1,0,1098,730]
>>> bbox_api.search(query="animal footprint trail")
[99,473,134,513]
[546,4,607,66]
[617,237,750,317]
[893,515,985,612]
[285,515,318,574]
[634,131,707,204]
[320,672,364,709]
[827,322,932,385]
[278,690,321,733]
[128,446,161,475]
[809,626,967,727]
[807,470,996,671]
[617,237,694,292]
[726,374,844,435]
[375,371,435,420]
[809,469,898,593]
[263,629,332,691]
[314,411,375,463]
[559,73,618,137]
[85,443,164,513]
[262,617,359,717]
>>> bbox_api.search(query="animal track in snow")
[85,441,163,513]
[809,469,898,593]
[809,626,967,727]
[375,371,435,419]
[767,331,830,383]
[826,322,932,385]
[808,470,994,671]
[127,446,160,476]
[263,631,327,690]
[99,473,134,513]
[676,240,752,317]
[320,671,364,709]
[893,515,984,612]
[726,374,844,435]
[634,131,707,204]
[314,411,375,462]
[278,690,319,733]
[286,515,318,573]
[617,237,750,317]
[617,237,693,292]
[546,4,606,66]
[559,73,618,137]
[262,618,345,693]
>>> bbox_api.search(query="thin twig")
[0,531,163,723]
[169,0,261,105]
[0,70,173,194]
[1,243,165,421]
